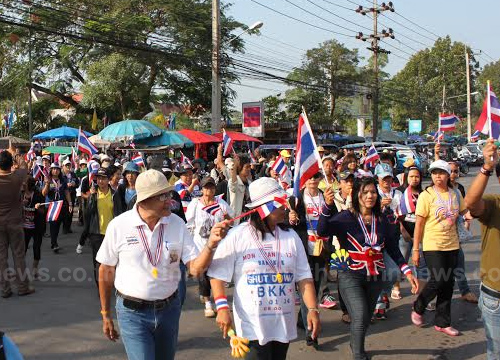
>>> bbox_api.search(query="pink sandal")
[434,326,460,336]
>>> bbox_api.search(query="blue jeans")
[116,294,182,360]
[376,250,401,310]
[480,287,500,360]
[178,262,187,306]
[455,247,470,296]
[339,271,387,360]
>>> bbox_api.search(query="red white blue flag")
[180,151,193,167]
[203,203,221,216]
[256,195,288,219]
[364,144,380,167]
[46,200,64,222]
[248,149,257,164]
[438,113,459,132]
[475,84,500,140]
[78,128,98,157]
[271,156,288,177]
[292,111,322,199]
[433,130,444,142]
[71,147,78,169]
[398,188,417,216]
[470,130,481,142]
[32,164,43,180]
[132,153,145,168]
[222,129,234,157]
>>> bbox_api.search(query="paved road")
[2,168,498,360]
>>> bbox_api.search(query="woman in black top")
[23,176,46,277]
[318,177,418,360]
[41,163,72,253]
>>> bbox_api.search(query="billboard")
[408,119,422,134]
[242,101,264,137]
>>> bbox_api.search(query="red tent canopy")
[213,130,263,143]
[178,129,220,144]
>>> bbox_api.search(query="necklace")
[250,226,283,283]
[357,213,378,247]
[136,224,165,279]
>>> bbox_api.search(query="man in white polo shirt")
[96,169,229,360]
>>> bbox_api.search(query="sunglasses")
[156,193,171,202]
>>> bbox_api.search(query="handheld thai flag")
[292,111,322,200]
[364,144,380,167]
[256,195,288,219]
[398,188,417,216]
[180,151,193,167]
[71,147,78,169]
[271,156,288,177]
[77,128,98,157]
[203,203,221,216]
[470,130,481,142]
[25,145,36,162]
[132,153,145,168]
[475,82,500,140]
[32,164,43,180]
[433,130,444,142]
[248,149,257,164]
[46,200,64,222]
[88,160,100,184]
[222,129,234,157]
[438,113,459,132]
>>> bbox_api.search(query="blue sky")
[226,0,499,110]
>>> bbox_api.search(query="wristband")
[308,308,320,313]
[215,296,229,311]
[100,310,109,316]
[480,166,493,177]
[400,264,412,276]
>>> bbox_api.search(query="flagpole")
[301,106,330,186]
[487,80,493,139]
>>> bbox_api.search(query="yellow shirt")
[97,189,114,235]
[168,175,179,186]
[318,177,339,193]
[415,187,466,251]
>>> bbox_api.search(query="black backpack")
[0,331,6,360]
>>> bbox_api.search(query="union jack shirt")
[317,208,411,277]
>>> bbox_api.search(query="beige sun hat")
[135,169,174,203]
[245,177,286,209]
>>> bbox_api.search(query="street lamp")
[211,1,263,133]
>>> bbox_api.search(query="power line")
[249,0,352,37]
[259,34,307,52]
[393,10,441,40]
[283,0,358,33]
[380,13,436,43]
[303,0,372,32]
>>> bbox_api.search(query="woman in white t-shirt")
[208,177,320,360]
[186,176,233,318]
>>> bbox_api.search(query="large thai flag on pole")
[475,81,500,140]
[46,200,64,222]
[222,129,234,157]
[364,144,380,167]
[77,128,98,157]
[293,110,322,200]
[438,113,459,132]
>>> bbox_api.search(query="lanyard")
[52,179,61,200]
[357,214,378,247]
[136,224,165,279]
[250,226,283,283]
[305,190,323,216]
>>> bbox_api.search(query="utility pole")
[355,1,395,141]
[465,46,472,141]
[211,0,221,133]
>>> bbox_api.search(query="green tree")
[0,0,245,122]
[477,59,500,95]
[262,95,286,123]
[284,39,360,125]
[384,37,479,132]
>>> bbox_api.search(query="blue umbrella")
[32,125,93,140]
[136,131,194,148]
[98,119,162,141]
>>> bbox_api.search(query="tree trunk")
[31,83,81,109]
[119,92,126,120]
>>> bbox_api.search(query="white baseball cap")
[135,169,174,203]
[245,177,286,209]
[428,160,451,175]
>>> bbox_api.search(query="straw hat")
[136,169,174,203]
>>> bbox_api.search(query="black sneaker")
[53,245,61,253]
[306,336,319,349]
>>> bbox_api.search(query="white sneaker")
[76,244,83,254]
[204,308,216,318]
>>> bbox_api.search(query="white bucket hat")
[245,177,286,209]
[136,169,174,203]
[428,160,451,175]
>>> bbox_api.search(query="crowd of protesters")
[0,138,499,360]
